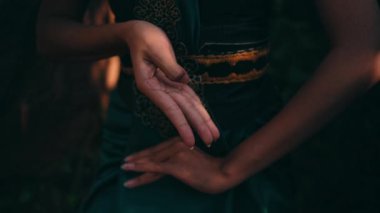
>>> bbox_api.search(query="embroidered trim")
[122,65,269,85]
[122,45,270,85]
[201,66,269,84]
[187,48,269,66]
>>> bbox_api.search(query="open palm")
[127,20,219,147]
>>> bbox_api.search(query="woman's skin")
[37,0,220,147]
[38,0,380,194]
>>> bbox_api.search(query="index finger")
[124,137,179,161]
[147,90,195,147]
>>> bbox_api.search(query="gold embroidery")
[122,42,270,85]
[122,65,269,84]
[188,48,269,66]
[200,66,268,84]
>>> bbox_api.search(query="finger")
[124,137,178,162]
[150,47,190,83]
[170,92,214,145]
[131,141,187,164]
[145,91,194,147]
[182,84,202,103]
[175,83,220,142]
[181,91,218,143]
[133,58,195,147]
[124,173,164,188]
[181,88,220,142]
[156,69,201,104]
[156,69,219,140]
[121,161,169,174]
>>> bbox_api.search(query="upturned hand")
[124,20,220,147]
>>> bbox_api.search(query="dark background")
[1,0,380,212]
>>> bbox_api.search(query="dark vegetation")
[1,0,379,212]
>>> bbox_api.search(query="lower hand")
[121,137,234,194]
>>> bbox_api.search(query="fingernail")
[207,143,212,148]
[124,181,134,188]
[124,156,131,162]
[126,163,135,169]
[121,163,135,170]
[189,146,195,150]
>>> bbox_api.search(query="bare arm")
[119,0,380,194]
[36,0,220,147]
[222,0,380,183]
[36,0,130,60]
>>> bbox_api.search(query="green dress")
[82,0,294,212]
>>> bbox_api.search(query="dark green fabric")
[109,0,273,53]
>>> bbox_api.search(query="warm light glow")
[105,56,121,91]
[375,52,380,82]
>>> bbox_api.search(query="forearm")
[37,15,129,61]
[223,47,379,182]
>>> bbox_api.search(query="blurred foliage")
[1,0,380,213]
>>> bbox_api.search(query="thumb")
[150,47,190,84]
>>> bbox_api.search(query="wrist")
[119,20,138,45]
[220,155,252,187]
[120,20,151,49]
[114,21,141,55]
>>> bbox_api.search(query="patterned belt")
[121,47,269,85]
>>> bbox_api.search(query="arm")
[37,0,220,146]
[121,0,380,194]
[36,0,130,60]
[222,0,380,185]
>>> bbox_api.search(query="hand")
[121,137,234,194]
[124,20,220,147]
